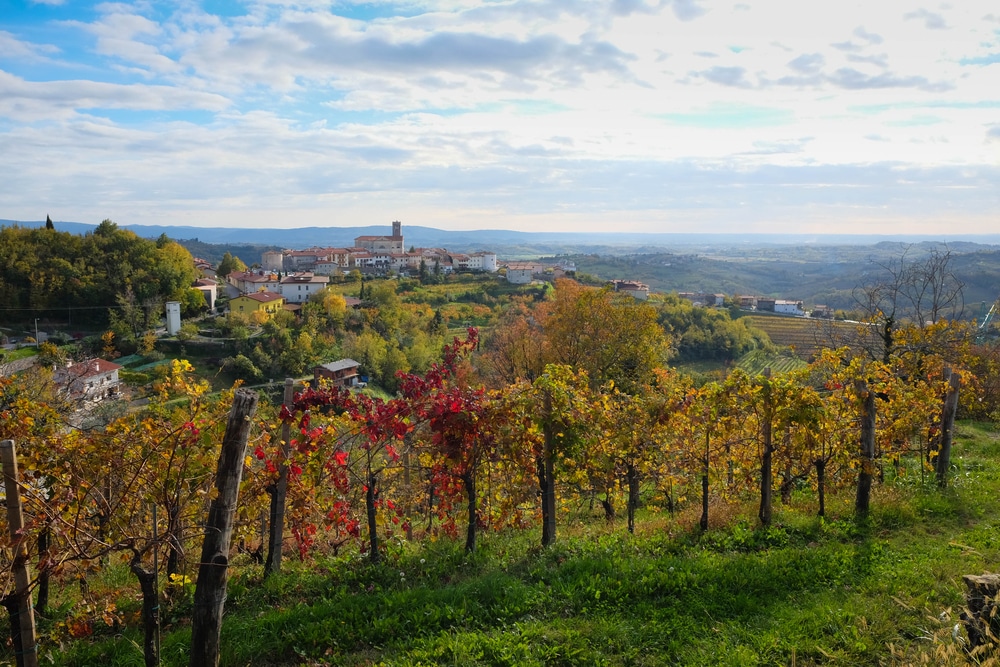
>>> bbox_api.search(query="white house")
[54,359,123,402]
[774,300,806,316]
[194,278,218,311]
[469,252,498,272]
[228,270,282,294]
[608,280,650,301]
[279,272,331,303]
[505,263,538,284]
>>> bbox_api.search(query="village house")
[504,262,539,284]
[193,258,216,279]
[229,291,285,318]
[279,272,331,304]
[811,304,835,319]
[678,292,725,307]
[314,359,362,387]
[756,298,777,312]
[314,249,353,275]
[351,251,391,273]
[228,270,282,295]
[607,280,651,300]
[774,300,806,316]
[54,358,123,402]
[194,278,218,311]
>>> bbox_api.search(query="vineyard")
[1,280,997,666]
[742,314,860,359]
[734,348,807,375]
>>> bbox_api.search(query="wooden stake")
[265,378,294,576]
[0,440,38,667]
[189,389,259,667]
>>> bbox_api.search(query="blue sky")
[1,0,998,234]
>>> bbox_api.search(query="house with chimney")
[54,359,123,402]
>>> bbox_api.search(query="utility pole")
[34,319,39,347]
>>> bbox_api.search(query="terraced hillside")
[742,314,860,360]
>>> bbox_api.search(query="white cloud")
[0,0,997,234]
[0,31,61,61]
[0,71,231,121]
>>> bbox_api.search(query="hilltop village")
[209,221,820,318]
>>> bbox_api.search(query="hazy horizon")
[5,218,1000,249]
[2,1,998,234]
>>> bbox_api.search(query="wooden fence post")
[189,389,259,667]
[0,440,38,667]
[264,378,294,577]
[758,367,774,527]
[936,368,961,487]
[855,381,876,518]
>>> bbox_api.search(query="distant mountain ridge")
[4,219,1000,252]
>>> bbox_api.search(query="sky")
[1,0,998,235]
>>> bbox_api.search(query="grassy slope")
[50,422,1000,667]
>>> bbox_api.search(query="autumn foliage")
[0,277,990,663]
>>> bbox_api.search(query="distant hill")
[4,219,998,312]
[4,219,1000,254]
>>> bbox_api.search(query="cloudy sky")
[1,0,998,234]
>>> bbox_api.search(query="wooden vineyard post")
[936,368,960,488]
[190,389,259,667]
[758,368,774,527]
[0,440,38,667]
[264,378,294,577]
[855,381,876,518]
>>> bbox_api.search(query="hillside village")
[202,221,498,315]
[203,220,818,318]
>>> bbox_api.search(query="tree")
[509,364,596,546]
[225,354,264,383]
[398,330,487,551]
[849,245,965,363]
[172,286,208,318]
[479,306,546,387]
[746,368,822,527]
[216,252,247,280]
[45,215,53,230]
[36,341,65,368]
[541,279,669,394]
[108,290,151,349]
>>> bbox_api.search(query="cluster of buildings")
[503,260,577,285]
[213,221,500,320]
[261,221,498,276]
[681,293,832,318]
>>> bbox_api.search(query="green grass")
[0,346,38,361]
[41,422,1000,666]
